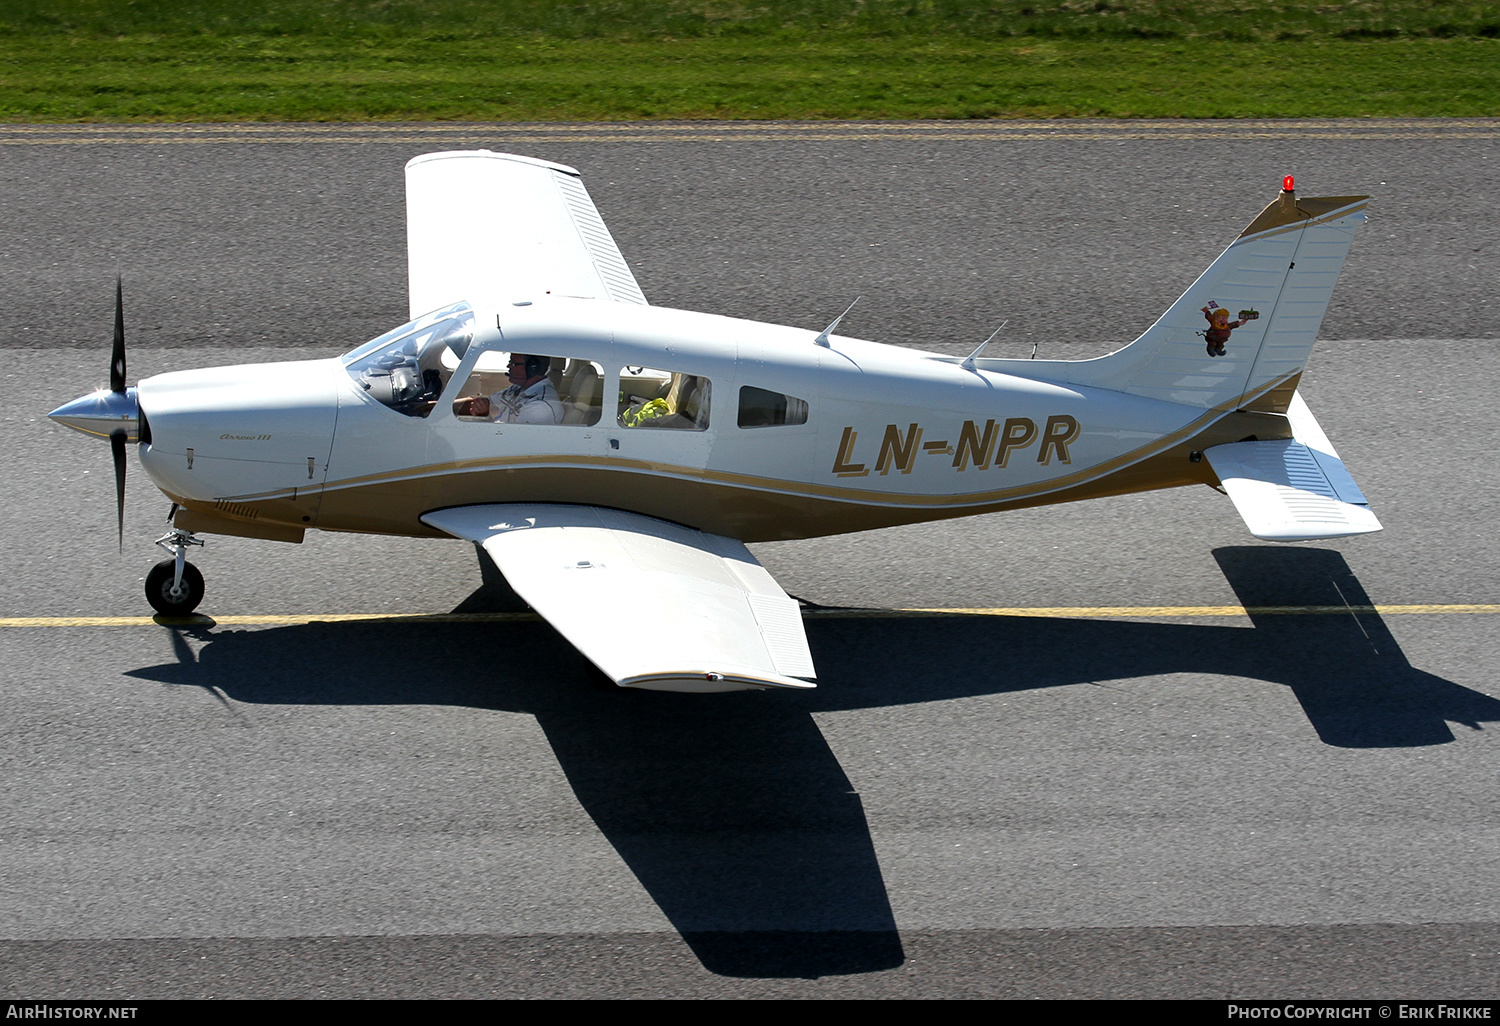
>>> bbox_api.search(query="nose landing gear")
[146,527,206,616]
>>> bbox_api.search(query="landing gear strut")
[146,527,205,616]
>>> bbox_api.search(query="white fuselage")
[135,297,1271,544]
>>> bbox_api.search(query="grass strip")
[4,36,1498,121]
[7,1,1500,43]
[3,2,1497,120]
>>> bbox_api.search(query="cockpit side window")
[344,302,475,418]
[450,352,604,426]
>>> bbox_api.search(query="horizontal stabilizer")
[1204,393,1380,541]
[421,504,816,693]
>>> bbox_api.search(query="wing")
[404,150,648,318]
[421,504,817,692]
[1204,392,1381,542]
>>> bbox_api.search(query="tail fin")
[984,187,1369,413]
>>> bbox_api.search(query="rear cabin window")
[617,367,711,430]
[738,386,809,428]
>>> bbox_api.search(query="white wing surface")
[405,150,648,318]
[421,504,816,693]
[1204,392,1381,541]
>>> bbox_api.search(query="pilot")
[459,354,565,423]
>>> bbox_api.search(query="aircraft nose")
[48,387,141,442]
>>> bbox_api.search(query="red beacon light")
[1282,175,1296,192]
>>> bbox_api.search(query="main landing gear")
[146,527,205,616]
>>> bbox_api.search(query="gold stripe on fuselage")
[180,373,1296,543]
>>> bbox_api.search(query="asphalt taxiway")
[1,122,1497,998]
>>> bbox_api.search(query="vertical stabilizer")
[980,188,1368,414]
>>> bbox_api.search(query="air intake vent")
[214,500,259,520]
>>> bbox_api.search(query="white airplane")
[50,153,1378,693]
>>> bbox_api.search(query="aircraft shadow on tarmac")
[124,544,1498,979]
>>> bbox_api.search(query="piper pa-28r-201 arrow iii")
[50,157,1378,693]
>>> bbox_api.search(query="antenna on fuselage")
[961,320,1008,372]
[813,296,861,348]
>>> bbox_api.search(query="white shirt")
[490,379,564,424]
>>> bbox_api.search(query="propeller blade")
[111,429,127,552]
[110,276,126,394]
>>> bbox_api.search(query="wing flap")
[405,151,647,318]
[421,504,815,692]
[1205,394,1381,542]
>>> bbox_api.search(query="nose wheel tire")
[145,558,205,616]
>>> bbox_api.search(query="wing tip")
[617,670,817,693]
[405,149,581,177]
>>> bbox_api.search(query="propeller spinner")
[48,277,140,549]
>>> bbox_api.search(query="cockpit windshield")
[343,302,475,417]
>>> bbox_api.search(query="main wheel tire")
[145,558,205,616]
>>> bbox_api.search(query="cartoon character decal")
[1200,301,1259,357]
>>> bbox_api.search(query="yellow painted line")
[880,604,1500,618]
[13,120,1500,134]
[9,133,1500,146]
[0,612,540,627]
[1,604,1496,628]
[2,121,1497,145]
